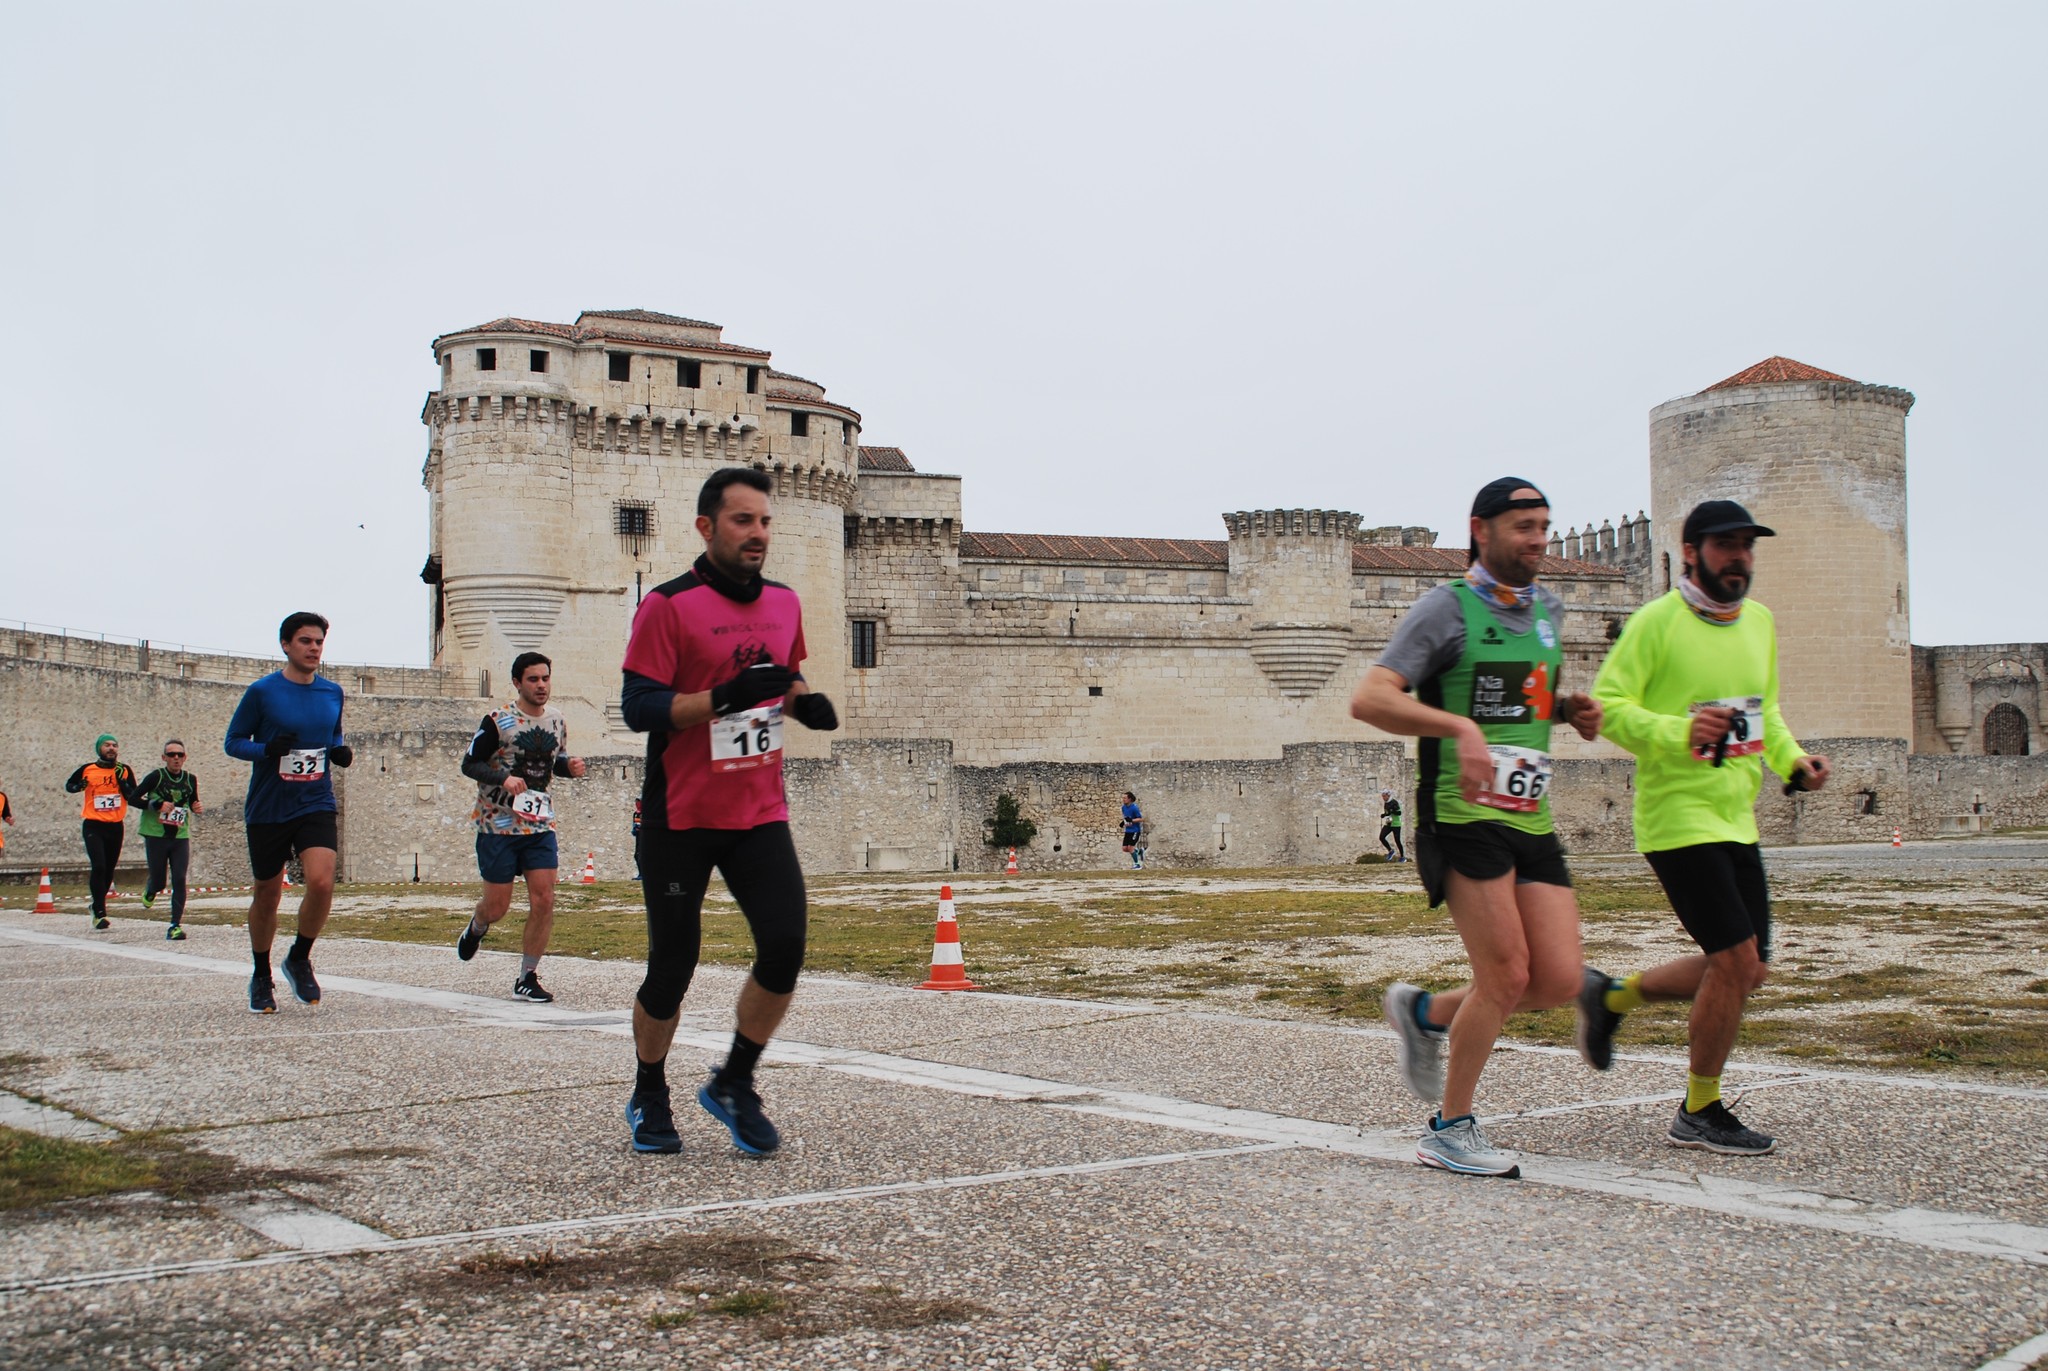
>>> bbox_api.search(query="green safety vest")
[137,770,199,838]
[1418,582,1562,835]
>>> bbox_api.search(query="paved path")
[2,910,2044,1370]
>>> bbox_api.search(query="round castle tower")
[1223,508,1362,699]
[423,309,858,751]
[1648,356,1916,741]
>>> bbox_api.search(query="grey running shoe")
[1383,981,1447,1105]
[456,918,485,962]
[1575,966,1623,1071]
[1416,1114,1521,1178]
[1668,1100,1775,1155]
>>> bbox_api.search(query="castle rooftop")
[857,446,916,473]
[957,531,1623,578]
[1704,356,1856,391]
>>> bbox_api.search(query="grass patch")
[0,1126,158,1210]
[708,1290,782,1317]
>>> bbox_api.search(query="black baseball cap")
[1682,500,1776,547]
[1471,477,1549,519]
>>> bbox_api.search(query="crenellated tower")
[1224,508,1362,699]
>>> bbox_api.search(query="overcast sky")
[3,3,2041,665]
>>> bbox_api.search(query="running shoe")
[626,1088,682,1154]
[1574,966,1623,1072]
[280,953,321,1006]
[91,915,111,931]
[699,1074,781,1155]
[249,974,277,1014]
[512,970,553,1003]
[1416,1114,1521,1178]
[140,893,156,911]
[165,923,186,942]
[1383,981,1447,1105]
[1668,1100,1776,1155]
[456,918,485,962]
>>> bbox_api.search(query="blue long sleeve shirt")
[224,671,347,823]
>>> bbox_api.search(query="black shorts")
[1415,821,1572,909]
[246,811,339,882]
[1645,842,1771,959]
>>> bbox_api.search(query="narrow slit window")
[746,365,761,394]
[851,619,878,669]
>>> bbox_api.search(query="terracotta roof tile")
[960,533,1230,566]
[582,308,720,329]
[857,446,915,472]
[1351,545,1624,578]
[1704,356,1856,391]
[433,314,771,358]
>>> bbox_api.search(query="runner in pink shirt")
[617,467,840,1156]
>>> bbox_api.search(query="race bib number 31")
[510,789,553,822]
[1477,745,1552,813]
[165,807,189,827]
[711,704,784,774]
[1692,696,1765,760]
[279,749,327,781]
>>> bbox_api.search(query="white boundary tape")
[1979,1330,2048,1371]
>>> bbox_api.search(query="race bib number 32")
[1477,745,1552,813]
[711,704,784,774]
[279,749,327,781]
[1692,696,1765,760]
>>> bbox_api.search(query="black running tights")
[1379,824,1405,860]
[144,835,190,919]
[81,821,123,916]
[635,822,808,1019]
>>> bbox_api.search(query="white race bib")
[510,788,554,822]
[92,793,122,813]
[1476,745,1552,813]
[165,807,189,827]
[1692,696,1765,760]
[279,748,327,781]
[710,704,784,773]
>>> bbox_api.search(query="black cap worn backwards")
[1471,477,1549,520]
[1682,499,1776,547]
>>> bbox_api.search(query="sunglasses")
[164,752,186,758]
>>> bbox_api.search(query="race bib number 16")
[711,704,784,774]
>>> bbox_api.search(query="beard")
[1698,561,1753,603]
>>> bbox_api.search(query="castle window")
[476,348,497,371]
[841,420,851,442]
[529,350,549,373]
[790,412,810,437]
[608,351,632,382]
[851,619,878,669]
[746,366,761,394]
[614,502,656,556]
[1088,686,1104,697]
[677,359,701,387]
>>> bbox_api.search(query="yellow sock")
[1603,973,1647,1014]
[1685,1072,1721,1113]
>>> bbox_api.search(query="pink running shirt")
[623,570,808,831]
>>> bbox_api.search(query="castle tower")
[423,310,859,749]
[1648,357,1915,740]
[1223,508,1361,699]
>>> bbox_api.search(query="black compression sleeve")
[621,670,678,734]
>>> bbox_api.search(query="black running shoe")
[166,923,186,941]
[280,953,320,1006]
[1575,966,1623,1071]
[92,915,111,931]
[456,918,485,962]
[1668,1100,1776,1155]
[699,1074,781,1156]
[626,1088,682,1154]
[512,970,553,1003]
[249,974,277,1014]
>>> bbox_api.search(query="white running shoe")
[1416,1114,1520,1178]
[1383,981,1446,1104]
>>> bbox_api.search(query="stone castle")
[3,311,2043,882]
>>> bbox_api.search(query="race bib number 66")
[1476,745,1552,813]
[711,704,784,774]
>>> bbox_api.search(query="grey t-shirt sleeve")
[1375,583,1466,689]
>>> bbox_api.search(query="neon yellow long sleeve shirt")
[1591,590,1807,853]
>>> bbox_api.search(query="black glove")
[710,662,795,716]
[329,745,354,769]
[263,733,300,759]
[788,691,839,732]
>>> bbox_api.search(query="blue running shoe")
[699,1074,781,1156]
[249,974,277,1014]
[626,1088,682,1154]
[280,953,320,1006]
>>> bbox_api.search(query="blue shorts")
[477,830,559,884]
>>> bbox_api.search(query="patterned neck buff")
[1464,562,1535,611]
[1678,574,1744,625]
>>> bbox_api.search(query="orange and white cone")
[33,870,57,914]
[916,885,980,991]
[580,852,597,884]
[1892,828,1903,848]
[1004,847,1018,874]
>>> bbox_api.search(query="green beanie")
[95,733,118,754]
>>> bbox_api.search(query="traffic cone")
[1892,828,1903,848]
[33,870,57,914]
[1004,847,1018,874]
[917,885,979,991]
[580,852,596,885]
